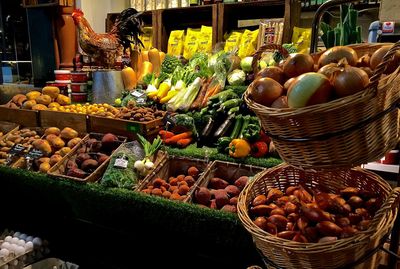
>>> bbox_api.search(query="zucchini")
[230,115,243,140]
[228,106,240,115]
[239,115,251,139]
[218,98,242,112]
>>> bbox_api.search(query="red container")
[71,93,87,103]
[71,82,87,93]
[71,71,88,83]
[381,150,399,165]
[54,70,71,81]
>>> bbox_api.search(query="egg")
[24,242,33,251]
[17,239,25,246]
[1,242,11,249]
[11,237,19,245]
[25,236,33,242]
[4,236,12,242]
[19,234,27,241]
[13,232,21,238]
[10,243,19,253]
[0,248,10,257]
[12,259,18,266]
[32,237,42,248]
[15,246,25,256]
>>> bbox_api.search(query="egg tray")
[47,132,127,183]
[137,154,212,202]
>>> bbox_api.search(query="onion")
[359,67,373,78]
[317,63,340,80]
[283,77,295,94]
[370,45,400,74]
[283,53,315,78]
[332,65,369,98]
[256,66,285,84]
[318,46,358,67]
[271,96,288,108]
[356,54,371,67]
[248,77,283,107]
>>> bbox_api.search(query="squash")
[149,48,161,76]
[121,67,137,90]
[141,50,149,62]
[159,51,166,63]
[130,49,141,73]
[138,61,153,83]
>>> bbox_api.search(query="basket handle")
[369,40,400,93]
[369,187,400,231]
[251,44,289,75]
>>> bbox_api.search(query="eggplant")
[213,113,236,138]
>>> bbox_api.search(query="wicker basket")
[245,42,400,169]
[237,164,400,269]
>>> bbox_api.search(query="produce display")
[115,106,166,122]
[193,175,249,213]
[57,133,123,180]
[246,45,399,109]
[141,165,201,201]
[250,185,381,243]
[5,87,71,110]
[51,103,119,117]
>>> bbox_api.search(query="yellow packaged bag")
[198,26,213,54]
[167,30,185,56]
[183,28,200,60]
[292,27,312,54]
[140,27,153,50]
[224,31,243,53]
[238,29,259,58]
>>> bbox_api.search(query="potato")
[45,127,61,136]
[59,147,71,157]
[56,94,71,106]
[60,127,78,140]
[35,95,52,106]
[49,154,63,166]
[67,137,81,148]
[42,86,60,99]
[39,162,51,173]
[50,137,65,149]
[26,91,41,100]
[32,139,52,155]
[22,100,37,109]
[32,104,47,111]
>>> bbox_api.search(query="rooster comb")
[72,9,84,17]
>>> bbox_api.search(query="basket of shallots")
[237,164,400,269]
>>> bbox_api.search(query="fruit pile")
[62,133,122,179]
[51,103,120,117]
[6,87,70,110]
[248,45,400,109]
[249,185,381,243]
[194,175,249,213]
[0,128,41,165]
[32,127,81,173]
[141,166,200,201]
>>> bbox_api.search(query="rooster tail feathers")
[116,8,144,50]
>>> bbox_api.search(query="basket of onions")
[237,164,400,269]
[244,41,400,169]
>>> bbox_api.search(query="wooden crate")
[87,115,164,141]
[188,160,265,204]
[39,110,88,134]
[0,106,39,127]
[47,133,127,183]
[0,121,19,138]
[137,154,212,202]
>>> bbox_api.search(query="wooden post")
[55,4,77,69]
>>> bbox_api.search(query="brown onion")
[248,78,283,107]
[270,96,288,109]
[318,46,358,67]
[370,45,400,74]
[283,53,315,78]
[256,66,285,84]
[359,67,373,78]
[356,54,371,67]
[318,63,340,80]
[332,65,369,98]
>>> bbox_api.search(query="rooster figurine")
[72,8,143,68]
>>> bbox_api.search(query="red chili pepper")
[251,141,268,158]
[259,130,271,144]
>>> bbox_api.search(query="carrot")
[201,83,221,107]
[191,78,211,110]
[164,131,192,144]
[159,130,175,140]
[177,137,193,148]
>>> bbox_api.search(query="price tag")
[131,90,144,97]
[25,148,44,160]
[9,144,26,156]
[136,97,146,105]
[114,157,128,168]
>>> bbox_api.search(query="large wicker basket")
[244,42,400,169]
[237,164,400,269]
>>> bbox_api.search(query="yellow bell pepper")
[160,90,178,104]
[157,81,171,100]
[229,139,251,158]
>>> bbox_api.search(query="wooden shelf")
[362,162,400,174]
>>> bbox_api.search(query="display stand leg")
[388,163,400,268]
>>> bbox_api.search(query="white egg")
[32,238,42,248]
[25,236,33,242]
[19,234,27,240]
[15,246,25,256]
[24,242,33,251]
[4,236,12,242]
[17,239,25,246]
[11,237,19,244]
[0,248,9,257]
[1,242,11,249]
[13,232,21,238]
[12,259,18,266]
[10,243,19,253]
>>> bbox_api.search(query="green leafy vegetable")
[137,134,162,158]
[161,54,183,74]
